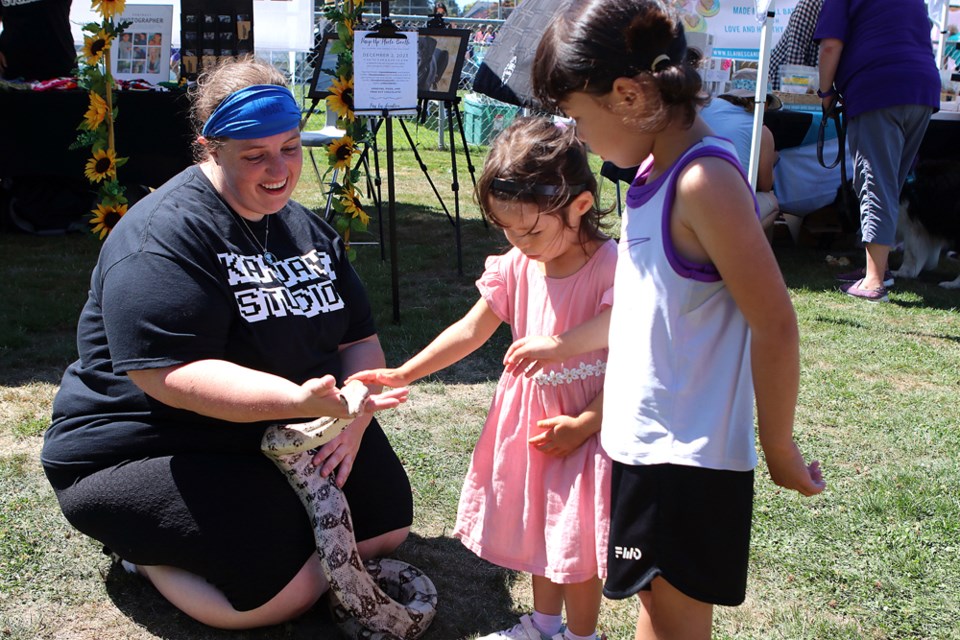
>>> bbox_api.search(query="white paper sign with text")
[353,31,418,115]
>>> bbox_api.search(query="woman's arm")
[127,361,349,423]
[818,37,844,110]
[674,158,825,496]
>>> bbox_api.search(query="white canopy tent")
[747,0,777,190]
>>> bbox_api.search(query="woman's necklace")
[234,213,277,265]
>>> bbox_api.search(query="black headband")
[491,178,587,197]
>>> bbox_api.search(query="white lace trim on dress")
[533,359,606,387]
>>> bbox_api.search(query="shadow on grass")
[102,533,518,640]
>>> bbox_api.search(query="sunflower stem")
[104,47,115,152]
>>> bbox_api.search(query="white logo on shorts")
[614,546,643,561]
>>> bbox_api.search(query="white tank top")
[601,138,759,472]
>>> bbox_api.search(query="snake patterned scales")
[261,381,438,639]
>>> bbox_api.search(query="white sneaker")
[477,614,550,640]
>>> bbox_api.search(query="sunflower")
[341,188,369,226]
[82,30,112,66]
[84,148,118,183]
[327,136,355,170]
[327,77,355,122]
[89,202,128,239]
[91,0,126,19]
[83,91,108,130]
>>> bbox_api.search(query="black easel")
[357,2,412,323]
[409,15,483,276]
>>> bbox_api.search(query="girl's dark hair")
[475,116,610,244]
[189,55,289,160]
[533,0,706,132]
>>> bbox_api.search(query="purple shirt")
[814,0,940,118]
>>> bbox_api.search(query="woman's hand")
[298,375,350,417]
[309,385,409,487]
[528,414,594,457]
[310,413,371,487]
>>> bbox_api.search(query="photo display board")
[180,0,254,80]
[111,4,174,84]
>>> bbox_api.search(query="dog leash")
[817,95,859,233]
[817,97,845,170]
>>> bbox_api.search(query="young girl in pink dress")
[351,117,616,640]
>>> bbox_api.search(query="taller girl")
[533,2,826,639]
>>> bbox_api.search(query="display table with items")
[0,88,194,187]
[763,108,960,217]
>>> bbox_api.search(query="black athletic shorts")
[44,419,412,611]
[603,461,754,606]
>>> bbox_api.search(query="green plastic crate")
[463,94,519,146]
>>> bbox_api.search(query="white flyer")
[353,30,418,115]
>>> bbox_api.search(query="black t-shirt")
[42,166,377,471]
[0,0,75,81]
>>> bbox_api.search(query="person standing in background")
[816,0,940,302]
[767,0,823,91]
[0,0,75,81]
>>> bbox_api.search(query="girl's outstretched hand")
[762,440,826,497]
[346,368,411,389]
[504,335,565,377]
[362,386,410,411]
[528,415,593,457]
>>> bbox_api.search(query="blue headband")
[202,85,301,140]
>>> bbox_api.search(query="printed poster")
[110,4,174,83]
[353,31,419,115]
[667,0,800,60]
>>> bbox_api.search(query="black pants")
[45,420,412,611]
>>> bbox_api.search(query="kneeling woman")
[41,57,412,629]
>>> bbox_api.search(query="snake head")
[339,379,372,417]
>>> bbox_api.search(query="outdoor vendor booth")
[0,89,194,187]
[474,0,960,228]
[0,0,315,232]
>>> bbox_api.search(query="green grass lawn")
[1,127,959,639]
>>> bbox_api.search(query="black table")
[0,89,194,187]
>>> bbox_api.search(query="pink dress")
[453,241,616,584]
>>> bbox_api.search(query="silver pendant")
[264,251,277,265]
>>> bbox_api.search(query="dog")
[893,159,960,289]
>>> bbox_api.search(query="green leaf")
[69,130,99,150]
[114,157,129,168]
[330,40,348,55]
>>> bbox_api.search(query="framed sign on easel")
[416,28,470,101]
[352,12,420,322]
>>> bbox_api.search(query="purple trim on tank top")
[624,141,758,282]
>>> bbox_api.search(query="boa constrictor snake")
[261,381,438,639]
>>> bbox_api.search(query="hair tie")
[202,85,301,140]
[650,54,671,72]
